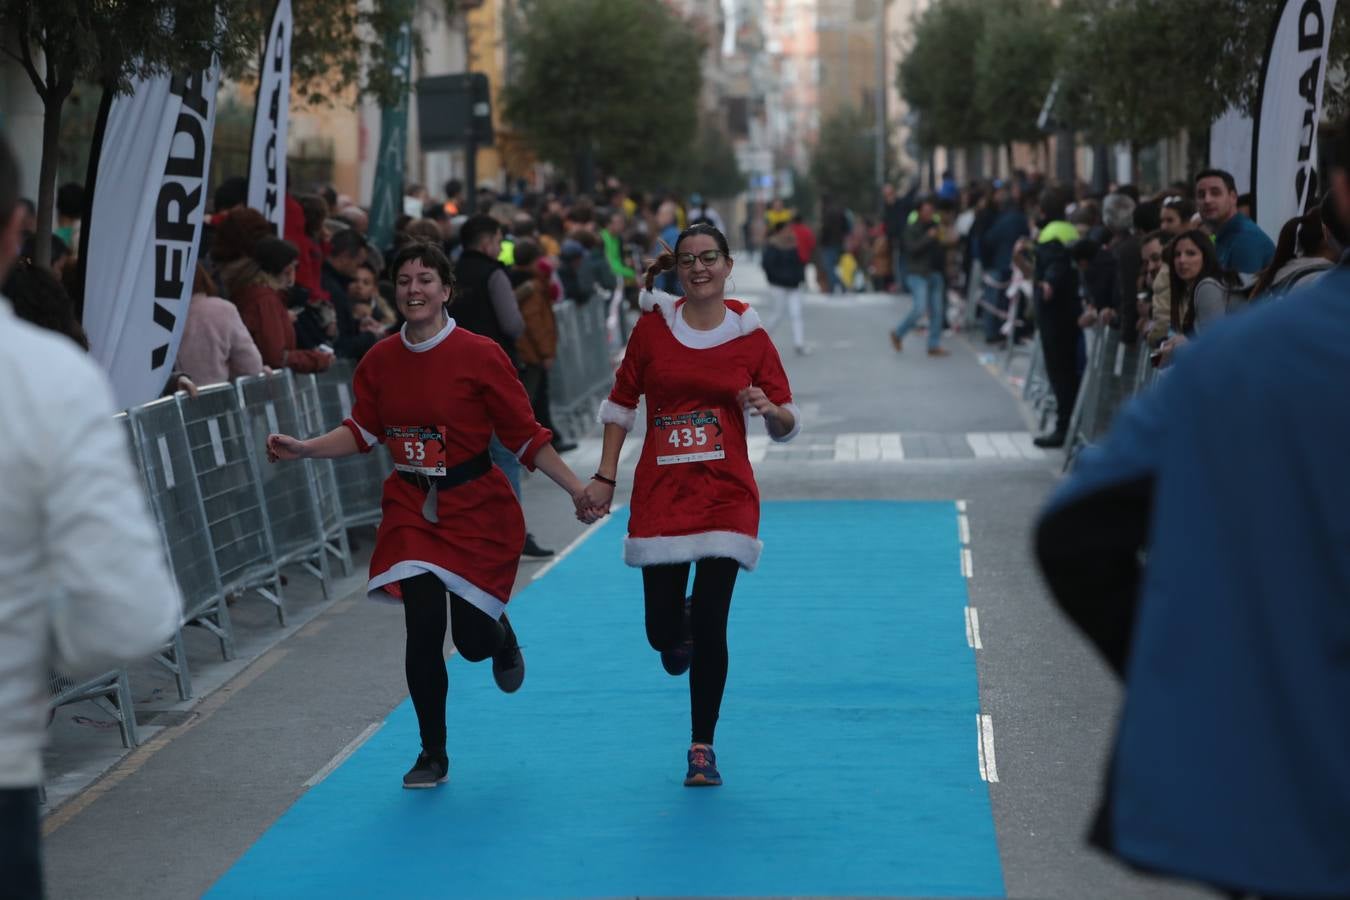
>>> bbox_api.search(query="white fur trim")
[770,401,802,443]
[624,531,763,571]
[400,316,457,352]
[639,288,681,326]
[640,289,763,349]
[598,398,637,431]
[366,560,506,619]
[349,417,379,449]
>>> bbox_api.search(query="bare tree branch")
[15,6,49,102]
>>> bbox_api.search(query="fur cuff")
[624,531,763,571]
[770,401,802,443]
[598,398,637,431]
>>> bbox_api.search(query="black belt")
[397,450,492,492]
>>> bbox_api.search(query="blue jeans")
[891,246,908,290]
[897,273,946,350]
[820,246,845,293]
[488,434,522,498]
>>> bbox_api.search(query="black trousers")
[520,363,557,436]
[642,558,739,745]
[402,573,505,754]
[0,787,42,899]
[1036,311,1082,435]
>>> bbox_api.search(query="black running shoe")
[660,596,694,676]
[493,614,525,693]
[521,533,554,558]
[684,743,722,787]
[402,751,449,789]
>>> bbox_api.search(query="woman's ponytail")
[643,244,678,291]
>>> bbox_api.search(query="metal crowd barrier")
[128,397,220,701]
[1063,324,1155,469]
[236,371,333,602]
[313,360,387,529]
[181,383,286,626]
[48,370,366,745]
[294,373,354,577]
[550,298,613,440]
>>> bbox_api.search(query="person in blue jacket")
[1034,122,1350,899]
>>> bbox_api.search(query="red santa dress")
[599,289,801,570]
[341,316,552,618]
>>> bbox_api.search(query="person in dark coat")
[1033,120,1350,899]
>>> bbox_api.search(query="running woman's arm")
[531,443,588,500]
[578,422,626,513]
[267,425,359,461]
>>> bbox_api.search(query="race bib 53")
[653,409,726,466]
[387,425,449,476]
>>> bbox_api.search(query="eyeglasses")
[676,250,725,268]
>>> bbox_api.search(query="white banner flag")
[1210,105,1253,195]
[248,0,292,233]
[83,64,220,410]
[1252,0,1338,238]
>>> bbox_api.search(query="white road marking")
[958,514,970,545]
[531,504,625,581]
[1008,432,1048,459]
[834,433,859,462]
[956,499,968,512]
[965,607,983,649]
[989,432,1021,458]
[961,547,974,578]
[304,722,383,788]
[977,715,1000,782]
[966,433,998,458]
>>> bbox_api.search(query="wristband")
[592,473,617,487]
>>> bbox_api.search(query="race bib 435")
[653,409,726,465]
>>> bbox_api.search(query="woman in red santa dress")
[266,242,597,789]
[579,223,802,787]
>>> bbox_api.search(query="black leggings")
[642,558,739,745]
[402,572,505,754]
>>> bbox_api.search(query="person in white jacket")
[0,136,181,898]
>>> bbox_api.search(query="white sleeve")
[45,359,182,675]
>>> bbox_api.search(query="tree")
[670,122,744,201]
[226,0,455,108]
[809,106,898,217]
[972,0,1061,154]
[897,0,988,152]
[1056,0,1225,156]
[0,2,241,266]
[0,0,454,267]
[501,0,703,192]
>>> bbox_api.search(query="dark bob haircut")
[391,241,456,301]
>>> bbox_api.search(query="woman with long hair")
[265,242,594,789]
[1249,207,1337,299]
[1158,228,1243,365]
[579,223,801,787]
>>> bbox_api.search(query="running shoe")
[492,614,526,693]
[684,743,722,787]
[660,596,694,676]
[402,750,449,789]
[521,533,554,558]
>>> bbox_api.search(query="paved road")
[41,269,1216,899]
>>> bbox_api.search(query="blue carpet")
[209,501,1004,898]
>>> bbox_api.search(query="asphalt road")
[40,268,1217,900]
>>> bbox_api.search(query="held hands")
[266,433,308,463]
[573,480,614,524]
